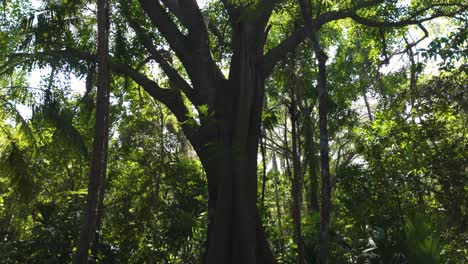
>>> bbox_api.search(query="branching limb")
[263,0,465,77]
[6,49,202,148]
[138,0,192,69]
[121,4,202,105]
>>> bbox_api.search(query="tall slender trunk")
[362,87,373,121]
[289,78,306,264]
[297,1,332,262]
[304,104,319,212]
[271,151,283,238]
[91,136,108,258]
[315,40,331,264]
[73,0,110,262]
[406,44,424,207]
[260,126,268,216]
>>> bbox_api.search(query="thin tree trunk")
[362,87,373,121]
[260,125,268,216]
[304,104,319,212]
[73,0,110,262]
[289,75,306,264]
[314,37,331,264]
[271,150,283,238]
[314,39,331,264]
[297,1,332,262]
[91,135,108,259]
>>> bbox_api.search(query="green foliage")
[0,0,466,263]
[403,212,443,264]
[0,142,33,201]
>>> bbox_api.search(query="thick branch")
[209,22,229,49]
[263,27,307,77]
[9,49,200,145]
[262,0,464,76]
[138,0,192,67]
[139,0,224,107]
[263,0,382,76]
[161,0,209,42]
[349,10,463,28]
[121,5,202,105]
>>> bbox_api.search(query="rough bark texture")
[73,0,110,262]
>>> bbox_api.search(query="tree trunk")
[260,126,268,216]
[271,151,283,239]
[315,42,331,264]
[362,87,373,121]
[195,23,275,264]
[289,80,306,264]
[304,104,319,212]
[73,0,110,263]
[91,136,108,259]
[297,1,332,262]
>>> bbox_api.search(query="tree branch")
[349,9,464,28]
[138,0,192,68]
[263,0,384,77]
[161,0,209,42]
[209,22,229,49]
[121,4,202,106]
[7,49,201,144]
[263,27,307,77]
[138,0,223,107]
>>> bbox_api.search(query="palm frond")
[0,142,34,201]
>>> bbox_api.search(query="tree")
[1,0,466,263]
[73,0,111,262]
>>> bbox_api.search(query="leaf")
[0,142,34,201]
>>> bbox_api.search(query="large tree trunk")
[194,23,275,264]
[73,0,110,262]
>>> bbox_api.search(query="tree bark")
[315,39,331,264]
[91,135,108,259]
[289,74,306,264]
[297,1,331,262]
[304,104,319,212]
[194,22,275,264]
[271,151,283,239]
[73,0,110,263]
[260,126,268,216]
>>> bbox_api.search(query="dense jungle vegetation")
[0,0,466,263]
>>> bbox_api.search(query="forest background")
[0,0,466,263]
